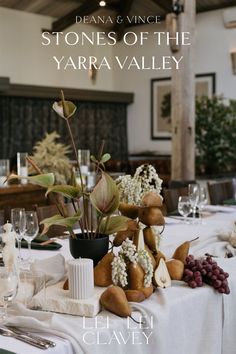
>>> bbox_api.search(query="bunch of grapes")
[183,254,230,294]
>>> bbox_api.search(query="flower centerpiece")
[116,164,163,205]
[114,164,165,250]
[9,91,130,265]
[93,165,166,304]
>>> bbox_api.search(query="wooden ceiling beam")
[197,1,236,13]
[112,0,134,41]
[151,0,173,13]
[51,0,100,32]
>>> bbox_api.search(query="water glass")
[11,208,26,262]
[78,149,90,174]
[178,196,192,223]
[0,159,9,188]
[0,266,19,323]
[17,152,28,184]
[24,211,39,264]
[198,186,208,223]
[188,184,200,221]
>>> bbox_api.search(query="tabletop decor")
[68,258,94,300]
[94,191,166,303]
[8,91,130,266]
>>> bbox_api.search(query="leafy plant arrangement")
[196,96,236,175]
[29,131,72,184]
[9,91,129,239]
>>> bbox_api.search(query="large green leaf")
[46,185,82,199]
[7,173,55,188]
[90,172,119,215]
[52,101,76,119]
[99,215,130,234]
[40,212,81,235]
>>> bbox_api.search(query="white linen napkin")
[30,254,66,291]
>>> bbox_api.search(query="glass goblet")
[24,211,39,265]
[188,184,200,222]
[0,266,19,324]
[198,186,208,223]
[11,208,26,262]
[178,196,192,224]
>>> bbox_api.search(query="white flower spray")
[111,238,153,288]
[117,164,163,205]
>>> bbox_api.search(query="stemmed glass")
[11,208,26,262]
[188,184,200,222]
[0,266,19,323]
[178,196,192,224]
[198,186,208,223]
[24,211,39,264]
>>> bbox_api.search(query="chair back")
[168,180,196,189]
[207,180,234,205]
[163,187,188,215]
[36,203,76,237]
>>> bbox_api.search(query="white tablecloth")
[2,210,236,354]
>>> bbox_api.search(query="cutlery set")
[0,326,56,350]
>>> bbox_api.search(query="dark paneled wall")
[0,96,128,161]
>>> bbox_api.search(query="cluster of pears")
[96,192,195,317]
[99,235,198,317]
[98,238,196,319]
[95,192,165,298]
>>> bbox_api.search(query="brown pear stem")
[205,253,218,258]
[189,237,199,243]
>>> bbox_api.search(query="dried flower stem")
[64,114,89,238]
[96,139,105,176]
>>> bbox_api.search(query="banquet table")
[1,207,236,354]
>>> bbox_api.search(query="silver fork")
[0,327,49,349]
[8,326,56,347]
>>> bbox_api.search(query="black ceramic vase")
[69,233,109,266]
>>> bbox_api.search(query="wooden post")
[171,0,196,181]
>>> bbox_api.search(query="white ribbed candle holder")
[68,258,94,300]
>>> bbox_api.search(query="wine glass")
[178,196,192,223]
[11,208,26,262]
[0,266,19,323]
[188,184,200,222]
[198,186,208,223]
[24,211,39,264]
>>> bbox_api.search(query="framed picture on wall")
[151,73,216,140]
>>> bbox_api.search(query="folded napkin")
[30,281,104,317]
[20,235,62,251]
[16,255,67,304]
[223,198,236,206]
[31,254,66,289]
[0,349,17,354]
